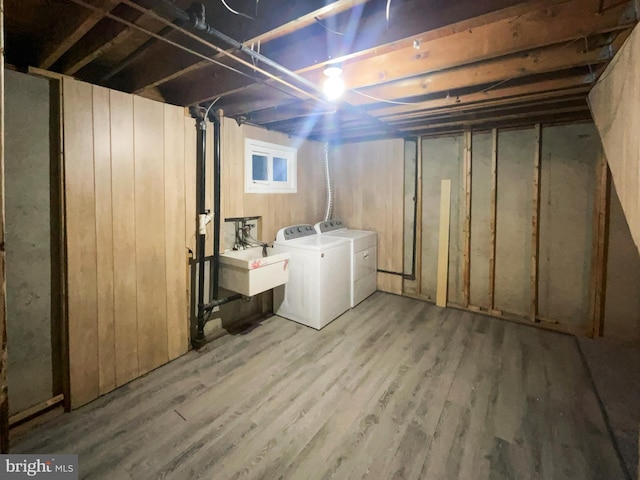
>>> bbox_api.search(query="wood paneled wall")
[220,118,326,245]
[330,139,405,294]
[589,23,640,256]
[63,78,190,408]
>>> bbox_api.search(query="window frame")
[245,138,297,194]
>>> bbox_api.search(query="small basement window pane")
[252,154,268,181]
[273,157,288,182]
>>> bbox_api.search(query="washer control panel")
[315,219,345,233]
[276,224,316,242]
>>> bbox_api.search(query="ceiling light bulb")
[323,75,345,101]
[323,63,344,100]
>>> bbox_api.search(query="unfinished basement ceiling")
[5,0,637,142]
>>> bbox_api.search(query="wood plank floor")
[14,293,624,479]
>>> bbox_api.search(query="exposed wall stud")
[531,123,541,323]
[488,128,498,310]
[463,131,472,306]
[589,152,610,337]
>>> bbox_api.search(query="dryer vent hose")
[323,142,333,222]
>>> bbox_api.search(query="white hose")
[323,142,333,222]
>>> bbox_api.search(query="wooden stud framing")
[589,152,610,337]
[436,179,452,307]
[488,129,498,310]
[8,395,64,427]
[463,131,472,306]
[0,0,8,453]
[530,124,542,323]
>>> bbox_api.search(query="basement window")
[245,138,297,194]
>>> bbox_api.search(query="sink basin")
[219,247,290,296]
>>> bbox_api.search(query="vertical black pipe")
[209,110,221,301]
[189,107,207,346]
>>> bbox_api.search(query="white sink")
[219,247,290,296]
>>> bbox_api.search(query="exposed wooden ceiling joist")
[38,0,120,69]
[4,0,638,141]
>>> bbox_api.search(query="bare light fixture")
[323,64,345,101]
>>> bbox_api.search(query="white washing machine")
[272,224,351,329]
[314,220,377,308]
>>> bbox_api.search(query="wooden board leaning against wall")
[404,122,612,337]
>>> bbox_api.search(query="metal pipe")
[119,0,329,105]
[189,107,208,346]
[209,109,222,302]
[68,0,252,80]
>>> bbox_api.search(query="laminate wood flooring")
[13,293,625,479]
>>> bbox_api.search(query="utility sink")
[219,247,290,296]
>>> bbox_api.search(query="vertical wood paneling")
[133,96,168,375]
[164,106,188,360]
[63,80,191,407]
[92,86,115,394]
[589,24,640,255]
[221,120,326,246]
[63,78,100,408]
[109,90,138,387]
[331,139,404,294]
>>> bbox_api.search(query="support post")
[489,128,498,310]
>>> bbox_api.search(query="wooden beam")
[379,81,592,121]
[387,95,589,128]
[123,0,372,94]
[398,104,590,132]
[161,0,566,105]
[8,395,64,427]
[489,128,498,310]
[39,0,119,69]
[398,111,594,139]
[249,75,592,127]
[590,152,610,337]
[531,124,541,323]
[436,179,452,307]
[463,131,472,306]
[0,0,8,454]
[333,0,633,90]
[60,8,150,75]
